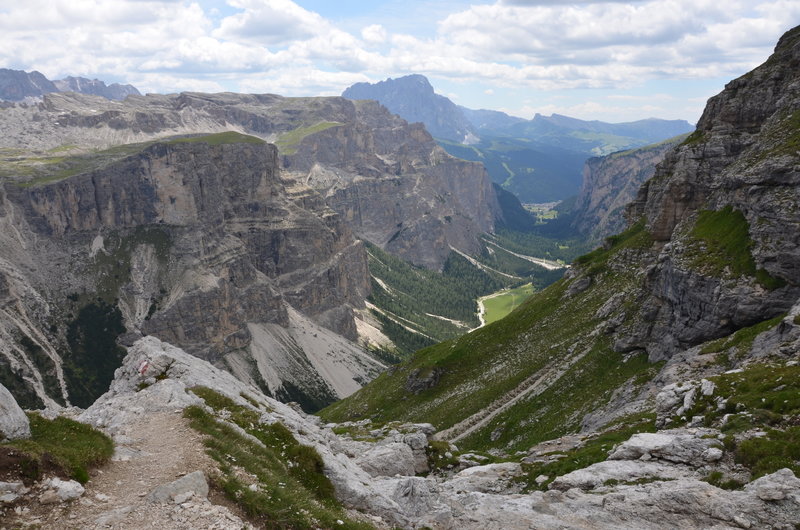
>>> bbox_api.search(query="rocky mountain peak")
[342,74,480,144]
[0,69,140,101]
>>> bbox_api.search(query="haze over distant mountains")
[343,75,694,203]
[0,68,140,101]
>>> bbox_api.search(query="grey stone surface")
[0,382,30,440]
[147,471,209,504]
[608,430,723,466]
[356,443,417,478]
[40,478,85,503]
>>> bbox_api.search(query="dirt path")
[8,412,249,529]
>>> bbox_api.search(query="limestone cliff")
[283,100,499,270]
[0,89,504,409]
[619,26,800,360]
[571,136,685,242]
[0,91,501,270]
[0,136,382,411]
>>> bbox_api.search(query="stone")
[443,463,522,494]
[744,468,800,501]
[41,478,85,502]
[147,471,209,504]
[549,460,690,491]
[700,379,715,396]
[608,430,722,466]
[356,443,416,477]
[0,382,30,440]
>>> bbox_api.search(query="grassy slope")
[186,387,372,529]
[321,222,659,453]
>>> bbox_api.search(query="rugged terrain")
[0,69,139,101]
[3,333,800,529]
[570,135,687,242]
[323,25,800,457]
[0,89,505,411]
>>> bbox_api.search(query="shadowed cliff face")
[571,137,685,243]
[0,138,382,410]
[618,26,800,360]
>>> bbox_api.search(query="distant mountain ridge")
[343,74,479,144]
[0,68,140,101]
[343,75,694,202]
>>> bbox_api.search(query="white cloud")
[0,0,797,122]
[361,24,387,44]
[213,0,328,45]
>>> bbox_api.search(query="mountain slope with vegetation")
[322,26,800,459]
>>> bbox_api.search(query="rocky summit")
[0,21,799,530]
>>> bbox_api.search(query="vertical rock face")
[0,137,381,410]
[571,137,684,242]
[0,90,503,408]
[285,101,499,270]
[618,26,800,360]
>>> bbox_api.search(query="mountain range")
[0,68,140,101]
[0,24,799,530]
[0,89,516,413]
[343,75,694,203]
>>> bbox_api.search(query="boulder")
[0,382,30,440]
[549,460,691,491]
[608,430,722,466]
[356,443,416,477]
[147,470,209,504]
[744,468,800,502]
[443,463,522,494]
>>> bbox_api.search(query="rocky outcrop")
[0,382,30,439]
[617,26,800,361]
[571,136,684,242]
[72,337,800,529]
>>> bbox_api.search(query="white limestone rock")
[443,463,522,494]
[608,430,723,466]
[550,460,692,491]
[147,470,209,504]
[40,477,84,503]
[356,443,416,477]
[0,382,30,440]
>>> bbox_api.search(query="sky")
[1,0,798,123]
